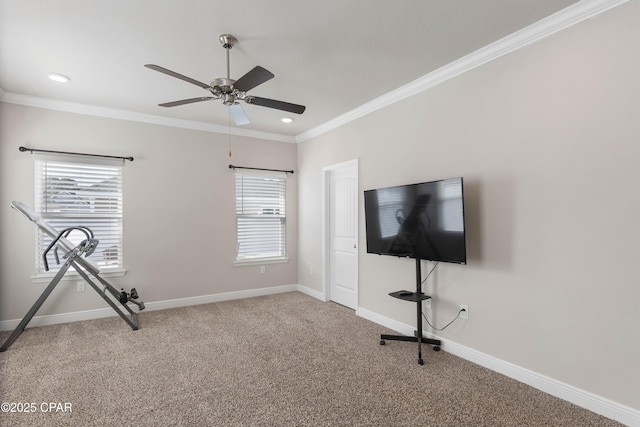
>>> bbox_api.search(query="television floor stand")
[379,258,441,365]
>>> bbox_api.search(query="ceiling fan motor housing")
[210,77,240,104]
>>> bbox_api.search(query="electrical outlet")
[76,281,85,292]
[424,299,431,309]
[260,265,266,274]
[460,305,468,320]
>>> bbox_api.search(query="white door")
[327,161,358,309]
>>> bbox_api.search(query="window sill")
[234,257,289,267]
[31,268,126,284]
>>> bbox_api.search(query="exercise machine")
[0,201,144,352]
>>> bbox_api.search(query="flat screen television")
[364,177,466,264]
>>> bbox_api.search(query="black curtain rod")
[228,164,294,174]
[19,146,134,162]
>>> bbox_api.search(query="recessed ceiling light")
[48,73,70,83]
[281,117,293,123]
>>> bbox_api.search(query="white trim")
[0,306,123,331]
[233,257,289,267]
[1,286,637,425]
[295,0,629,143]
[322,159,359,308]
[321,169,329,301]
[357,307,640,427]
[296,284,327,302]
[0,1,627,146]
[0,284,298,332]
[0,91,296,144]
[141,284,297,312]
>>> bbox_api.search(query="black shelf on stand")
[380,258,441,365]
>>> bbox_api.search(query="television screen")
[364,177,466,264]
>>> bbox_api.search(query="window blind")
[34,158,123,273]
[438,179,464,232]
[235,172,286,261]
[376,186,406,238]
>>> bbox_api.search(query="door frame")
[322,158,359,311]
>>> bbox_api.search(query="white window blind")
[376,186,407,238]
[438,178,464,232]
[235,172,286,261]
[34,157,124,273]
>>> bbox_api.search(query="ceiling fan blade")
[233,66,274,92]
[229,103,250,126]
[159,97,215,107]
[145,64,212,90]
[245,96,306,114]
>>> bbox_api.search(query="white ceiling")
[0,0,582,140]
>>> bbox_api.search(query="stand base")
[380,333,441,350]
[380,260,441,364]
[380,333,441,365]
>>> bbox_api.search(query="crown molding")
[0,0,628,145]
[0,90,296,143]
[295,0,629,143]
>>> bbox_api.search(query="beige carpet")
[0,292,621,426]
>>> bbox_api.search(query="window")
[34,157,124,274]
[376,186,407,238]
[235,171,286,263]
[438,179,464,232]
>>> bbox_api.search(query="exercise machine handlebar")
[43,226,98,272]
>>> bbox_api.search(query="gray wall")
[0,103,298,320]
[297,1,639,411]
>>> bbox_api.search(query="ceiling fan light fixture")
[221,93,235,105]
[48,73,70,83]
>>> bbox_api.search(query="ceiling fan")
[145,34,306,126]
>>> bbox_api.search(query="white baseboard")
[2,288,637,426]
[357,307,640,427]
[0,284,298,332]
[296,284,327,301]
[0,306,127,331]
[143,284,298,312]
